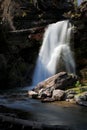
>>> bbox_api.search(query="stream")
[0,86,87,130]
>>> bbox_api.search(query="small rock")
[28,91,38,98]
[65,90,77,95]
[41,97,55,103]
[66,94,74,99]
[66,99,75,103]
[38,88,52,99]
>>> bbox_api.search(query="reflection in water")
[0,87,87,130]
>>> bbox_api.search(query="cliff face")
[0,0,86,89]
[73,1,87,80]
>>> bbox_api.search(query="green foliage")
[74,0,78,7]
[67,86,87,95]
[22,12,27,17]
[29,0,33,3]
[75,81,82,87]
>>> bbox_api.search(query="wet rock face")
[28,72,78,102]
[71,1,87,75]
[63,1,87,78]
[10,0,74,30]
[0,25,8,88]
[0,54,8,87]
[32,0,74,11]
[0,24,42,89]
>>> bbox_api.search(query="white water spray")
[32,20,75,85]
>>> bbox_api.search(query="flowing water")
[77,0,83,6]
[32,20,75,85]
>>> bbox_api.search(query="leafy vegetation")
[67,86,87,94]
[75,81,82,87]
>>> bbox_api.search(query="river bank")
[0,86,87,130]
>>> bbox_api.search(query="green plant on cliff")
[73,0,78,7]
[63,1,87,20]
[75,81,82,87]
[66,86,87,95]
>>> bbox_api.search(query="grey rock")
[52,89,65,101]
[74,92,87,106]
[34,72,78,92]
[31,72,78,102]
[65,89,77,95]
[38,87,53,99]
[41,97,55,103]
[28,90,38,98]
[66,94,74,99]
[65,89,76,99]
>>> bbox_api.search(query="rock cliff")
[0,0,87,89]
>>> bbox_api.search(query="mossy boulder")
[74,91,87,106]
[65,85,87,106]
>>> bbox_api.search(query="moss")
[75,80,82,87]
[75,92,84,97]
[67,86,87,94]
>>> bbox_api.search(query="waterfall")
[77,0,83,6]
[32,20,75,85]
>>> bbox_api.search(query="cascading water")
[32,20,75,85]
[77,0,83,6]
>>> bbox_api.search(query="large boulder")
[28,72,78,102]
[33,72,78,92]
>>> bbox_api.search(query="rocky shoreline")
[28,72,87,107]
